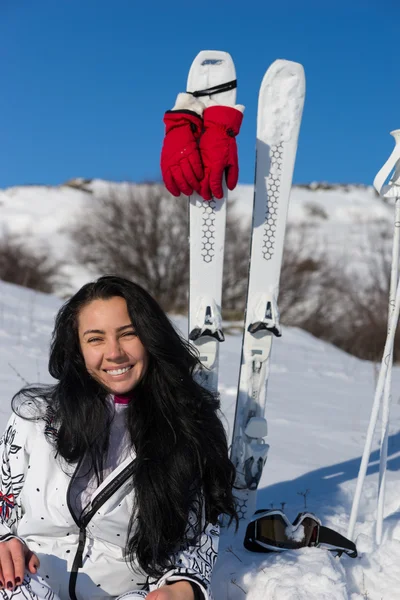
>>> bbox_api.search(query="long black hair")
[13,275,237,577]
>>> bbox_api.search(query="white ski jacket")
[0,409,219,600]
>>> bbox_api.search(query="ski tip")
[256,59,305,145]
[259,59,305,103]
[264,59,305,81]
[191,50,233,66]
[187,51,237,108]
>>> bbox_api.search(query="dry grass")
[0,232,65,294]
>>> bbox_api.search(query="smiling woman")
[78,297,149,395]
[0,276,238,600]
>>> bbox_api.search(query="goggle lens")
[302,516,319,546]
[255,514,319,549]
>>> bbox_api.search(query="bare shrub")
[279,225,324,323]
[323,225,399,362]
[280,224,399,362]
[0,232,64,294]
[70,184,251,313]
[304,202,328,220]
[70,184,188,312]
[222,207,251,318]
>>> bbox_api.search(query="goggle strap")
[318,526,358,558]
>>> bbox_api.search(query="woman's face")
[78,296,148,395]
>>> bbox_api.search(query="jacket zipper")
[67,459,136,600]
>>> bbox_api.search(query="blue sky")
[0,0,398,188]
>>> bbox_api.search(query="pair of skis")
[186,51,305,529]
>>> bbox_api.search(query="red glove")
[160,93,205,197]
[199,104,244,201]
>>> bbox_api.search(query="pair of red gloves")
[160,93,244,201]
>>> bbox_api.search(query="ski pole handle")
[374,129,400,197]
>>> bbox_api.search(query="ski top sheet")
[230,60,305,527]
[187,51,237,393]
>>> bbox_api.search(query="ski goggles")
[244,509,357,558]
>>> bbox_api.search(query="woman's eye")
[122,331,137,337]
[88,337,102,343]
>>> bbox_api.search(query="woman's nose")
[105,338,125,360]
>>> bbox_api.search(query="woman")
[0,276,237,600]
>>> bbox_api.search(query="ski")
[186,51,237,393]
[230,60,306,528]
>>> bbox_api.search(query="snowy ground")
[1,279,399,599]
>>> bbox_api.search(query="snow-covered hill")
[0,179,394,293]
[0,278,399,599]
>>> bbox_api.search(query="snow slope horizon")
[1,278,400,599]
[0,179,393,295]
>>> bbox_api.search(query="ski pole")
[375,131,400,545]
[376,198,400,545]
[348,271,400,540]
[348,130,400,541]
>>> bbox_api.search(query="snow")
[260,60,305,145]
[1,279,400,599]
[285,523,306,542]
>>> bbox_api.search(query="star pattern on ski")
[200,200,216,263]
[263,143,284,260]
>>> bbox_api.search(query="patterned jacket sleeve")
[0,414,29,542]
[152,499,220,600]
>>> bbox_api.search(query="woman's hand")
[0,538,40,590]
[146,581,195,600]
